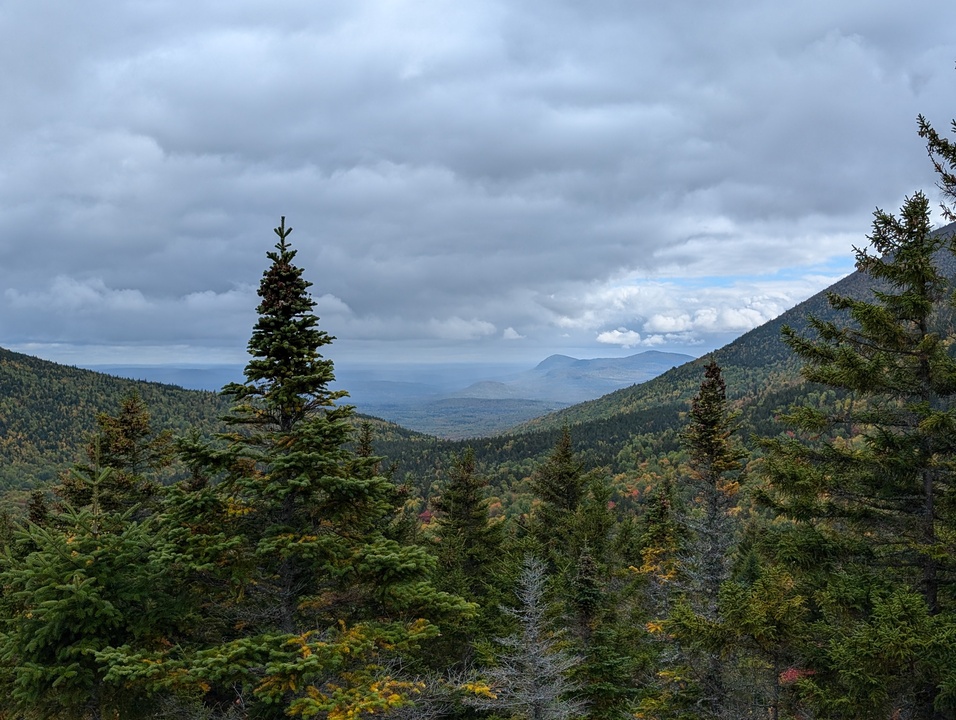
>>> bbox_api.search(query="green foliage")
[0,469,186,719]
[428,447,510,666]
[158,218,472,715]
[758,192,956,718]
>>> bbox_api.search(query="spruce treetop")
[224,216,345,430]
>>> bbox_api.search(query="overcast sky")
[2,1,956,372]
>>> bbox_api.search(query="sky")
[2,1,956,373]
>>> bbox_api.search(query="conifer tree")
[0,468,185,720]
[111,218,470,717]
[919,111,956,219]
[758,193,956,719]
[677,360,745,718]
[55,392,174,515]
[639,361,750,720]
[529,426,590,567]
[680,360,745,610]
[429,447,508,662]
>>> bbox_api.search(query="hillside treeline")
[0,349,230,492]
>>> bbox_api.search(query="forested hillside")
[0,346,437,506]
[0,348,229,492]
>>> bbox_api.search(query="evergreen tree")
[108,218,470,717]
[675,360,745,718]
[680,360,745,612]
[464,556,584,720]
[529,426,590,567]
[918,110,956,219]
[758,193,956,719]
[638,361,752,720]
[429,447,508,665]
[55,392,174,515]
[0,468,186,720]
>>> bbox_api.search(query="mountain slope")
[384,222,956,484]
[0,347,435,498]
[0,347,232,491]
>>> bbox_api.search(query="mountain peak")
[535,354,578,370]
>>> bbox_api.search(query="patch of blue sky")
[663,257,858,290]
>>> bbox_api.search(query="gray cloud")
[1,0,955,368]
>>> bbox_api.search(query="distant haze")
[85,350,692,435]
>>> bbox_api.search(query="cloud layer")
[1,1,955,366]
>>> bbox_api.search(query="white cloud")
[596,328,642,348]
[314,293,353,316]
[183,286,255,311]
[644,313,694,333]
[503,327,525,340]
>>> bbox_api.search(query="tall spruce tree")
[112,218,470,718]
[758,193,956,719]
[680,359,745,619]
[639,361,752,720]
[529,426,590,566]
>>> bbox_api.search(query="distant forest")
[3,108,956,720]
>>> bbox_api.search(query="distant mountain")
[451,351,694,404]
[351,351,693,438]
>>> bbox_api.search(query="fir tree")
[639,361,751,720]
[426,447,509,672]
[55,392,174,515]
[110,218,471,717]
[680,360,745,612]
[758,193,956,719]
[677,360,745,719]
[0,468,186,720]
[918,109,956,219]
[464,556,584,720]
[529,426,590,567]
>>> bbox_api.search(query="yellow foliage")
[459,680,497,699]
[225,496,253,517]
[292,676,424,720]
